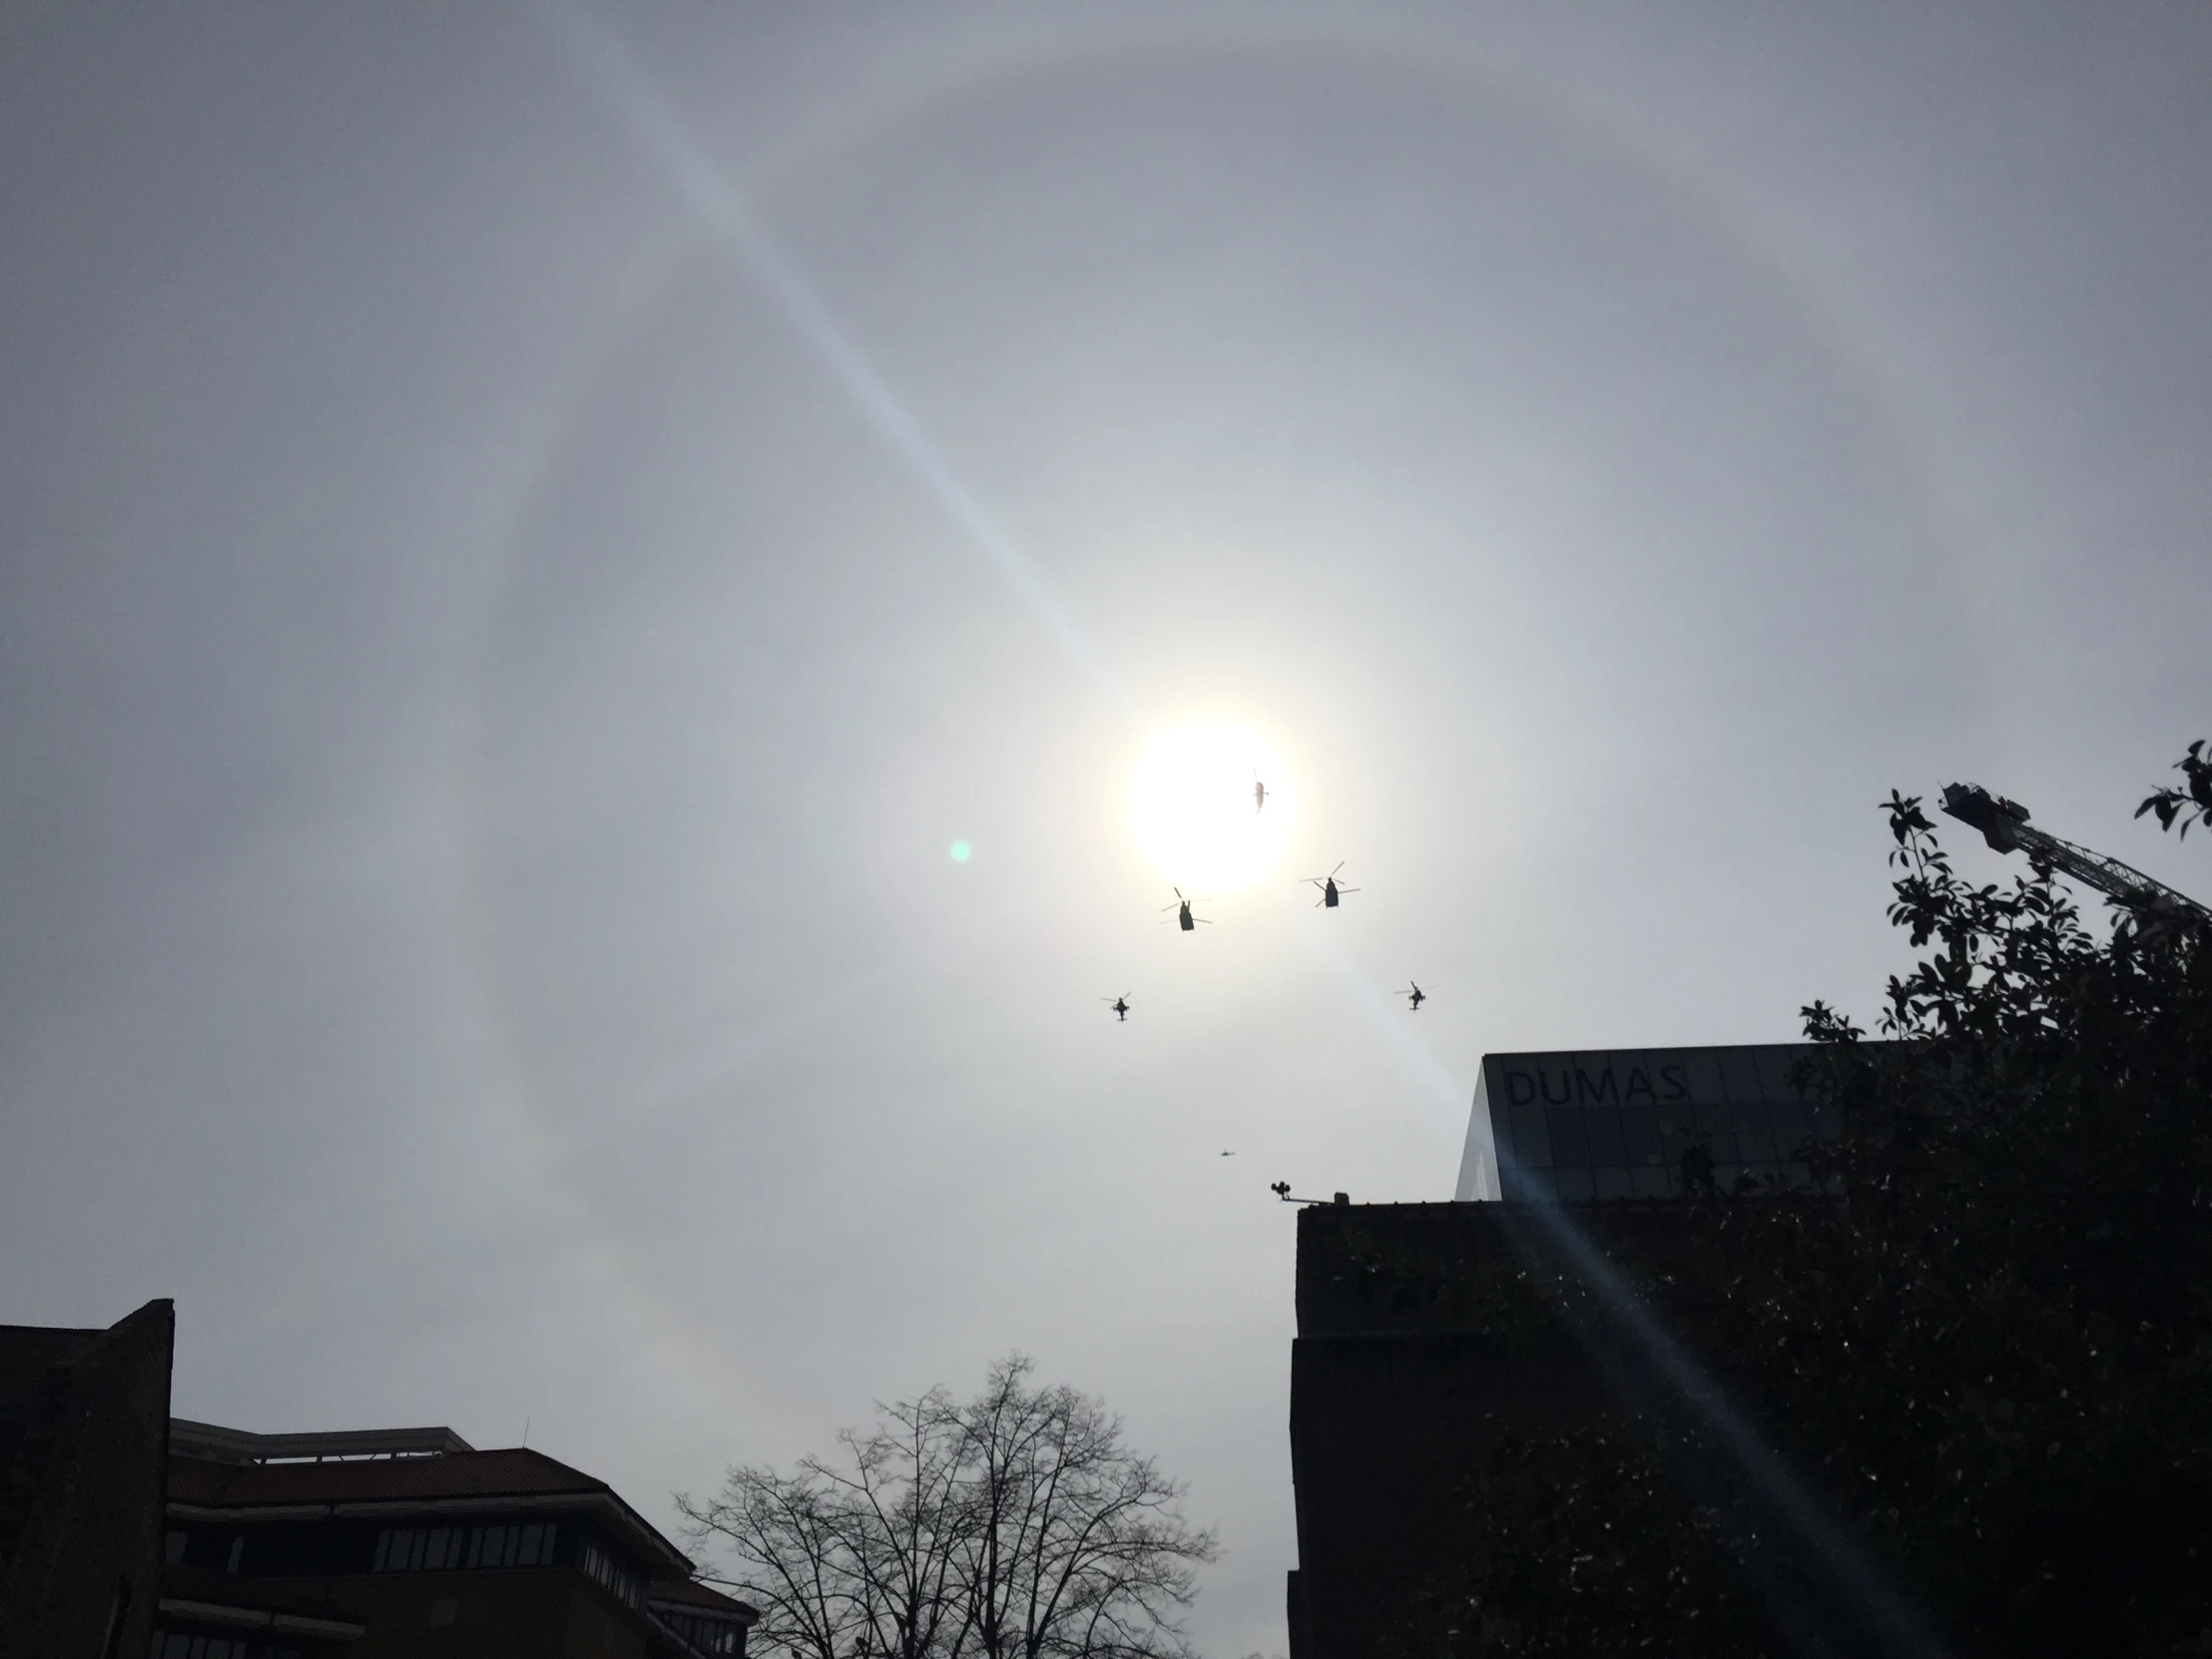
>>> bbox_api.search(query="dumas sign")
[1453,1043,1830,1204]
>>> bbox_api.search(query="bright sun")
[1130,722,1297,891]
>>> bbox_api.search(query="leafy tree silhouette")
[1389,743,2212,1659]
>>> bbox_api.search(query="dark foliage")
[1415,1419,1772,1657]
[2138,739,2212,839]
[1392,749,2212,1658]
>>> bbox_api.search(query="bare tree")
[679,1358,1218,1659]
[954,1358,1216,1659]
[678,1386,973,1659]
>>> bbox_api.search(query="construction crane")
[1939,783,2211,931]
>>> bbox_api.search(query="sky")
[3,3,2210,1653]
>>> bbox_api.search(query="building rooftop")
[170,1416,472,1464]
[649,1575,755,1617]
[170,1444,607,1507]
[169,1431,697,1578]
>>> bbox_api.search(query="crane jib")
[1939,782,2210,925]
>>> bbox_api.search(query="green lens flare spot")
[948,839,972,863]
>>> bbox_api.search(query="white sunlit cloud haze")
[4,4,2211,1653]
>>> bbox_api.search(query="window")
[153,1636,249,1659]
[579,1538,645,1609]
[372,1525,464,1572]
[372,1520,556,1573]
[468,1520,553,1568]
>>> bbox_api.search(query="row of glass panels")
[1486,1044,1842,1203]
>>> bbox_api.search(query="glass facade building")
[1453,1043,1839,1203]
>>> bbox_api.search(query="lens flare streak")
[532,0,1135,715]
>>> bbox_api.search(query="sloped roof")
[169,1446,605,1507]
[649,1576,758,1619]
[168,1443,693,1577]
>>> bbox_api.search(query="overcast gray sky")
[4,3,2209,1652]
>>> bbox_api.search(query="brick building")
[161,1419,756,1659]
[0,1302,757,1659]
[0,1300,175,1659]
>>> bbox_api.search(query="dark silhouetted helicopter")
[1253,773,1268,813]
[1163,888,1211,931]
[1405,982,1427,1011]
[1103,995,1131,1021]
[1304,862,1360,908]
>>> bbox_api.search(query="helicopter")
[1162,888,1212,931]
[1304,862,1360,908]
[1102,995,1131,1021]
[1404,982,1427,1011]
